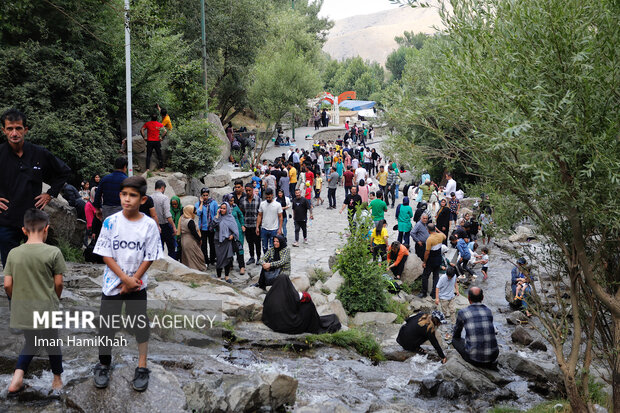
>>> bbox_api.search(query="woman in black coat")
[435,198,451,245]
[397,311,447,363]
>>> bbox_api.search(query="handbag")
[263,268,281,286]
[232,239,242,254]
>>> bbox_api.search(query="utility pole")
[291,0,295,141]
[124,0,133,176]
[201,0,209,115]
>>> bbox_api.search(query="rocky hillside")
[323,5,443,64]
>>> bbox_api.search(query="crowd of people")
[0,107,521,396]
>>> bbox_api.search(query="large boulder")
[180,196,199,209]
[184,372,297,412]
[511,326,534,346]
[189,177,205,197]
[210,186,233,203]
[291,273,311,292]
[167,172,188,196]
[459,198,480,210]
[322,271,344,294]
[209,112,231,169]
[508,226,535,242]
[352,312,397,326]
[203,171,232,189]
[146,175,177,198]
[317,300,348,326]
[401,252,423,283]
[65,364,186,412]
[44,198,83,247]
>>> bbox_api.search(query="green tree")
[390,1,620,411]
[395,30,428,49]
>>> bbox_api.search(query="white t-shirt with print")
[94,211,162,296]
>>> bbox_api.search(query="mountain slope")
[323,6,443,64]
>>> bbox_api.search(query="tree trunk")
[563,372,589,413]
[614,316,620,413]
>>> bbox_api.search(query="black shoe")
[246,257,255,265]
[93,363,110,389]
[132,367,150,392]
[417,293,427,298]
[251,283,260,287]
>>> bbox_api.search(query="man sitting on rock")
[452,287,499,368]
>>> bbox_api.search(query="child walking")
[4,209,65,396]
[92,176,162,391]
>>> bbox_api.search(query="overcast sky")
[319,0,402,21]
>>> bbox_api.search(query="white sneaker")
[303,239,308,244]
[292,242,299,247]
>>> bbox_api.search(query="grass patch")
[213,320,235,333]
[309,267,329,285]
[386,297,410,323]
[57,240,84,263]
[305,328,385,362]
[146,170,153,178]
[320,287,331,295]
[188,282,199,289]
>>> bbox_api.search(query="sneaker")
[225,279,232,284]
[246,257,255,265]
[292,242,299,247]
[303,239,308,244]
[132,367,150,392]
[93,363,110,389]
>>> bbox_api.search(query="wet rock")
[506,311,528,325]
[528,340,547,352]
[382,345,414,362]
[65,364,186,412]
[437,381,460,399]
[352,312,397,326]
[508,226,535,242]
[322,271,344,293]
[498,352,562,387]
[184,372,297,412]
[402,253,423,284]
[511,326,534,346]
[174,329,218,348]
[203,171,232,189]
[317,300,348,326]
[291,273,310,292]
[296,401,351,413]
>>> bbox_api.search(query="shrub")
[309,267,329,285]
[335,207,389,315]
[57,239,84,263]
[305,328,385,362]
[166,118,222,177]
[386,298,410,323]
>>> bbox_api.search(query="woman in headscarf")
[357,179,370,204]
[397,310,447,363]
[413,201,428,223]
[178,205,207,272]
[395,197,413,246]
[170,196,182,259]
[436,198,451,245]
[223,194,246,276]
[257,235,291,290]
[262,272,341,334]
[212,202,239,283]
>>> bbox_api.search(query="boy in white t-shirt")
[92,176,162,392]
[474,247,490,281]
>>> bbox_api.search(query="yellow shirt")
[289,167,297,184]
[372,227,388,245]
[162,115,172,130]
[377,171,388,186]
[315,177,322,190]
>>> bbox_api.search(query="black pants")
[216,263,232,278]
[344,186,351,197]
[16,329,63,375]
[146,141,163,170]
[387,185,396,207]
[391,255,408,278]
[289,183,297,199]
[458,258,475,276]
[245,226,261,260]
[0,225,23,268]
[414,242,426,261]
[206,230,216,264]
[328,188,337,207]
[294,221,307,242]
[372,244,387,261]
[452,336,499,367]
[98,289,149,366]
[160,223,176,259]
[379,185,387,202]
[200,230,210,264]
[421,263,441,298]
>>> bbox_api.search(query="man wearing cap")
[195,187,218,266]
[452,287,499,367]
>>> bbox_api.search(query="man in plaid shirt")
[452,287,499,367]
[239,183,262,265]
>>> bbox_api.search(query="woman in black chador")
[262,273,341,335]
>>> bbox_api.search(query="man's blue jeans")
[260,228,278,253]
[0,226,23,268]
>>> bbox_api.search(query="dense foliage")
[166,118,220,177]
[335,209,389,315]
[322,57,386,103]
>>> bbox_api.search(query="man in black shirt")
[339,186,362,228]
[291,189,313,247]
[0,109,71,267]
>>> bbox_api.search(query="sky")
[318,0,401,21]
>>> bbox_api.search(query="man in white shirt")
[444,172,457,197]
[151,180,177,259]
[355,166,368,185]
[256,188,283,253]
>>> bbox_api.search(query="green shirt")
[5,243,66,329]
[369,199,387,221]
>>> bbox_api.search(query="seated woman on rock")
[396,310,447,364]
[262,272,341,335]
[256,235,291,290]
